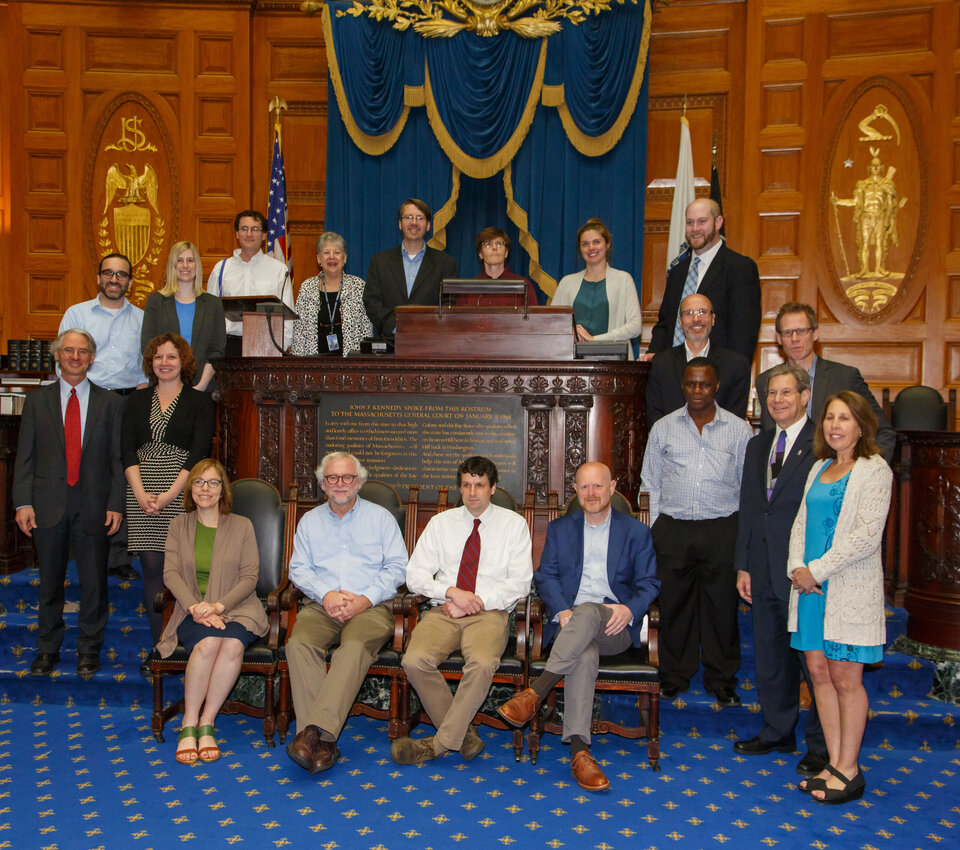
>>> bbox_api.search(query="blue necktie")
[673,256,701,346]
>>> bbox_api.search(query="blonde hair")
[161,241,204,297]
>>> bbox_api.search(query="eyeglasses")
[680,308,712,318]
[237,226,263,234]
[401,214,426,223]
[482,240,506,249]
[99,269,131,281]
[324,474,358,485]
[779,327,814,339]
[193,478,222,489]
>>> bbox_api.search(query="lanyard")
[319,273,342,327]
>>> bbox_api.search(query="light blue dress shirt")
[573,513,615,607]
[400,242,426,297]
[59,297,147,389]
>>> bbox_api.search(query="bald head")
[679,292,715,349]
[574,462,617,525]
[685,198,724,255]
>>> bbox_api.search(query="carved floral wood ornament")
[303,0,639,38]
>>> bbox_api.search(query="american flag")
[267,129,291,277]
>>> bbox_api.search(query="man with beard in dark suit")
[646,198,761,362]
[754,302,895,463]
[363,198,458,338]
[732,362,828,778]
[13,329,124,678]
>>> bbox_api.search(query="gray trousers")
[545,602,632,744]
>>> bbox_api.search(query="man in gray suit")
[755,302,895,463]
[363,198,458,338]
[13,329,125,677]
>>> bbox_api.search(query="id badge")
[326,333,340,351]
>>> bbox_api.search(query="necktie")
[673,256,701,345]
[65,388,81,487]
[768,429,786,500]
[456,518,481,593]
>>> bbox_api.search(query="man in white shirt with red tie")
[391,456,533,765]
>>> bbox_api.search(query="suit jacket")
[733,419,816,602]
[756,357,896,463]
[535,509,660,648]
[121,385,215,472]
[157,511,270,657]
[649,243,761,362]
[12,380,124,533]
[141,291,226,385]
[364,245,458,337]
[646,343,751,425]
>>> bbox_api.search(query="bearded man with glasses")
[284,451,407,775]
[755,302,895,462]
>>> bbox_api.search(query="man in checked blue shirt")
[285,451,407,775]
[641,357,753,706]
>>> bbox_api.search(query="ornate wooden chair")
[150,479,298,747]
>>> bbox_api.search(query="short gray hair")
[316,231,347,256]
[315,451,368,486]
[766,362,810,394]
[52,328,97,358]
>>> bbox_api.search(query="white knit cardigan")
[787,453,893,646]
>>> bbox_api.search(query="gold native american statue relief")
[829,104,909,315]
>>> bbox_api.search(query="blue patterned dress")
[790,460,883,663]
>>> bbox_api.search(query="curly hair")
[142,333,198,385]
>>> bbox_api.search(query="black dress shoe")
[109,563,140,581]
[733,735,796,755]
[796,751,830,777]
[30,652,60,676]
[76,654,100,676]
[706,685,741,707]
[660,683,687,701]
[140,658,153,679]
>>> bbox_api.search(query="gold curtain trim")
[428,165,461,252]
[322,4,409,156]
[503,163,557,298]
[422,38,548,180]
[544,0,651,157]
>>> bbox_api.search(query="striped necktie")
[673,256,701,346]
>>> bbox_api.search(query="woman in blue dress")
[787,390,892,805]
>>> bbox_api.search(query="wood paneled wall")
[0,0,957,417]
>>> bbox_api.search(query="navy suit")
[734,419,825,754]
[12,380,124,654]
[756,357,896,464]
[364,245,458,337]
[535,508,660,742]
[646,343,751,425]
[649,243,761,362]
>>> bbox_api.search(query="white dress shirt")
[207,250,294,346]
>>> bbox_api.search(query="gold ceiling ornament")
[310,0,638,39]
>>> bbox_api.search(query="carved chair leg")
[388,676,400,740]
[263,671,276,747]
[152,667,165,743]
[276,667,291,743]
[648,688,661,771]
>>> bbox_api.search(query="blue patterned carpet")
[2,562,960,848]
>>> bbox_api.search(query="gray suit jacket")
[13,380,124,533]
[756,356,896,463]
[141,291,226,384]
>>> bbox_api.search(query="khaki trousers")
[286,599,394,739]
[401,607,508,752]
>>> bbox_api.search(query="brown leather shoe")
[310,738,340,774]
[390,735,439,765]
[571,750,610,792]
[460,725,485,762]
[497,687,540,728]
[286,725,321,771]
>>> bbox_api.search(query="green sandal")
[176,726,198,765]
[197,724,220,763]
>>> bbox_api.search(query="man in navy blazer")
[13,329,124,677]
[497,462,659,792]
[363,198,458,338]
[646,198,761,362]
[732,363,828,777]
[755,302,895,463]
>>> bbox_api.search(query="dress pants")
[652,513,740,692]
[33,485,109,655]
[544,602,632,744]
[401,607,508,752]
[752,573,826,754]
[286,599,395,739]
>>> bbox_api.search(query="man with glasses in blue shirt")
[59,253,146,582]
[755,302,895,462]
[285,451,407,775]
[364,198,458,338]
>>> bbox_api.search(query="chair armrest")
[646,602,660,666]
[513,595,531,663]
[156,587,175,631]
[401,594,428,650]
[529,596,546,660]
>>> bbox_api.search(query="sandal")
[813,764,865,805]
[197,724,220,763]
[798,776,827,794]
[175,726,198,765]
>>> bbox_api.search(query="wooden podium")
[394,305,576,360]
[221,296,298,357]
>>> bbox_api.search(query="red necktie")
[65,388,81,487]
[456,518,481,593]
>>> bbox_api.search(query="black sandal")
[813,764,865,805]
[798,775,828,794]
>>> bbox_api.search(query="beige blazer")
[787,453,892,647]
[157,511,269,657]
[551,266,642,359]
